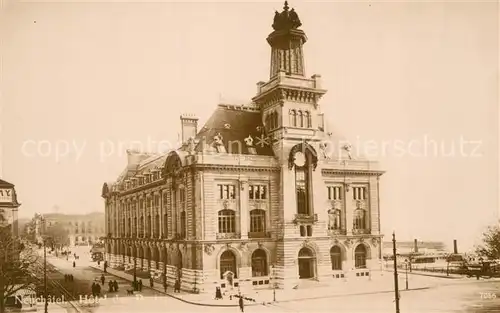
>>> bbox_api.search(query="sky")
[1,0,498,251]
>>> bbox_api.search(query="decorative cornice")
[322,169,385,177]
[253,86,326,106]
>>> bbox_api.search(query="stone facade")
[102,2,384,293]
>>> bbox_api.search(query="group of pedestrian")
[108,280,119,292]
[91,282,101,297]
[132,279,143,291]
[64,274,74,282]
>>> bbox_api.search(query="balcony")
[292,214,318,224]
[328,229,347,236]
[216,233,241,240]
[352,228,371,235]
[248,231,271,239]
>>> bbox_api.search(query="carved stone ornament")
[187,137,196,154]
[239,242,248,251]
[302,239,310,247]
[225,243,231,249]
[332,238,339,245]
[371,237,379,247]
[272,1,302,31]
[359,237,365,243]
[244,135,254,147]
[204,244,215,255]
[257,241,264,249]
[319,142,330,159]
[356,200,363,209]
[344,239,352,248]
[332,201,340,210]
[222,200,230,210]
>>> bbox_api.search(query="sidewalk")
[89,263,435,307]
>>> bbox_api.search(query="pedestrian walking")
[91,283,97,297]
[95,283,101,296]
[113,280,119,292]
[239,296,244,312]
[163,281,167,293]
[138,280,142,291]
[108,281,113,292]
[104,261,108,273]
[149,277,154,288]
[174,280,180,293]
[70,274,74,282]
[97,260,100,266]
[101,274,105,285]
[73,261,76,268]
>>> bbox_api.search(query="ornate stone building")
[102,2,384,292]
[0,178,21,236]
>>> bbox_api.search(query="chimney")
[414,239,418,253]
[180,114,198,143]
[453,239,458,254]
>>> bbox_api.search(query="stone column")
[345,184,353,234]
[239,180,249,239]
[282,164,297,237]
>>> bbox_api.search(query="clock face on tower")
[294,151,306,167]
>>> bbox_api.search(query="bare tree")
[44,223,70,249]
[0,225,40,313]
[476,224,500,260]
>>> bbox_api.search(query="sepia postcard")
[0,1,498,312]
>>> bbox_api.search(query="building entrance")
[298,247,315,279]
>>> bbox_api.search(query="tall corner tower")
[252,1,328,160]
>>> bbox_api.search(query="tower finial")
[284,1,289,11]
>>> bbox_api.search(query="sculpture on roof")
[213,133,226,153]
[272,1,302,31]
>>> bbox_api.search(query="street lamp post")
[40,216,49,313]
[404,259,408,290]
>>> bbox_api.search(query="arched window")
[147,214,151,237]
[353,209,366,230]
[328,209,341,230]
[250,209,266,233]
[251,249,268,277]
[355,245,367,268]
[220,250,237,279]
[330,246,342,270]
[154,214,159,238]
[218,209,236,233]
[295,166,308,215]
[139,216,144,238]
[304,111,311,128]
[298,110,304,127]
[290,110,297,126]
[163,213,168,238]
[180,211,186,238]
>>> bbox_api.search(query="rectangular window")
[327,186,342,200]
[353,187,368,200]
[218,184,236,199]
[249,185,267,200]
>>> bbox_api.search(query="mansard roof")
[194,104,274,156]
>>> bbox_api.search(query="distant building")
[382,240,447,259]
[0,179,21,236]
[34,212,105,246]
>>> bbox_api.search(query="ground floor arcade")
[104,236,383,292]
